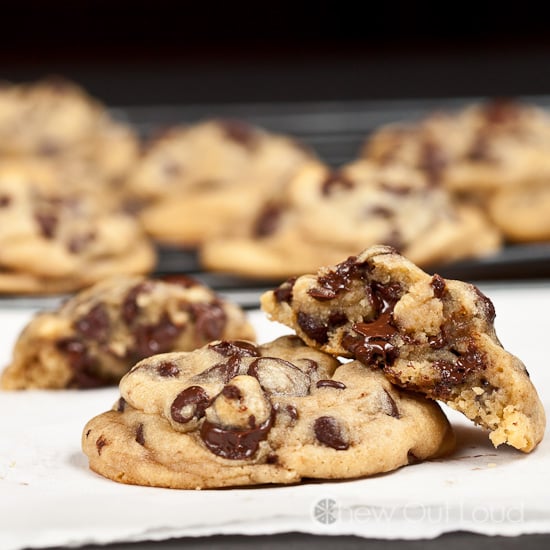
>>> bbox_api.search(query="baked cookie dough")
[363,98,550,193]
[126,119,314,246]
[261,245,546,452]
[82,335,454,488]
[1,275,255,389]
[0,78,139,187]
[200,160,501,279]
[0,163,155,294]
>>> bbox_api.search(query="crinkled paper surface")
[1,282,549,550]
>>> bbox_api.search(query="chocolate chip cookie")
[0,78,139,187]
[261,245,546,452]
[1,275,255,389]
[200,159,501,279]
[364,98,550,193]
[126,119,314,246]
[82,335,453,488]
[0,162,155,294]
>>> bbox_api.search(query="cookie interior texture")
[261,245,546,453]
[82,336,454,489]
[1,275,255,390]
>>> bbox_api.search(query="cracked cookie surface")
[1,275,254,389]
[82,335,453,488]
[261,245,546,452]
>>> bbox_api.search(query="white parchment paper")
[1,282,550,549]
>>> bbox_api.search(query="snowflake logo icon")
[313,498,338,524]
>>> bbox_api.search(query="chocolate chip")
[135,423,145,446]
[382,389,400,418]
[156,360,180,377]
[0,195,11,207]
[482,98,520,125]
[472,286,496,323]
[307,257,359,301]
[266,453,279,464]
[433,345,486,397]
[254,202,283,237]
[67,232,95,253]
[273,277,296,303]
[56,337,105,389]
[75,304,110,343]
[285,404,299,421]
[221,384,242,400]
[122,281,156,325]
[218,119,258,149]
[431,274,446,299]
[418,140,447,182]
[117,397,126,412]
[96,435,108,455]
[188,302,227,341]
[209,340,260,358]
[316,379,346,390]
[200,412,274,460]
[407,451,420,464]
[171,386,211,424]
[313,416,349,450]
[321,171,354,196]
[35,212,58,238]
[297,312,329,344]
[131,314,181,358]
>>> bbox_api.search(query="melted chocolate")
[131,314,181,358]
[316,379,346,390]
[135,423,145,446]
[433,345,486,397]
[297,311,347,344]
[0,195,11,207]
[200,411,274,460]
[170,386,211,424]
[313,416,349,450]
[75,304,110,343]
[56,337,105,389]
[117,397,126,412]
[285,404,299,421]
[209,340,260,358]
[188,301,226,341]
[122,281,156,325]
[307,256,359,301]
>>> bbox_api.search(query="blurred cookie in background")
[200,160,501,279]
[0,161,155,294]
[126,119,315,246]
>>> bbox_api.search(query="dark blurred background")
[2,0,550,107]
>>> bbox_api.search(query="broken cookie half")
[261,244,545,452]
[82,336,453,489]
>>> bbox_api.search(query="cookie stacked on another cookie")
[201,159,501,279]
[262,245,546,453]
[125,119,315,246]
[1,274,255,389]
[363,99,550,243]
[82,335,454,489]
